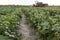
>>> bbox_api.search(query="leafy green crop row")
[0,6,21,40]
[22,7,60,40]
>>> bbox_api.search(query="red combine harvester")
[33,2,48,7]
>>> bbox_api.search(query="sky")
[0,0,60,5]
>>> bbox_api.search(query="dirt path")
[17,14,37,40]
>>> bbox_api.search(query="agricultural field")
[0,6,60,40]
